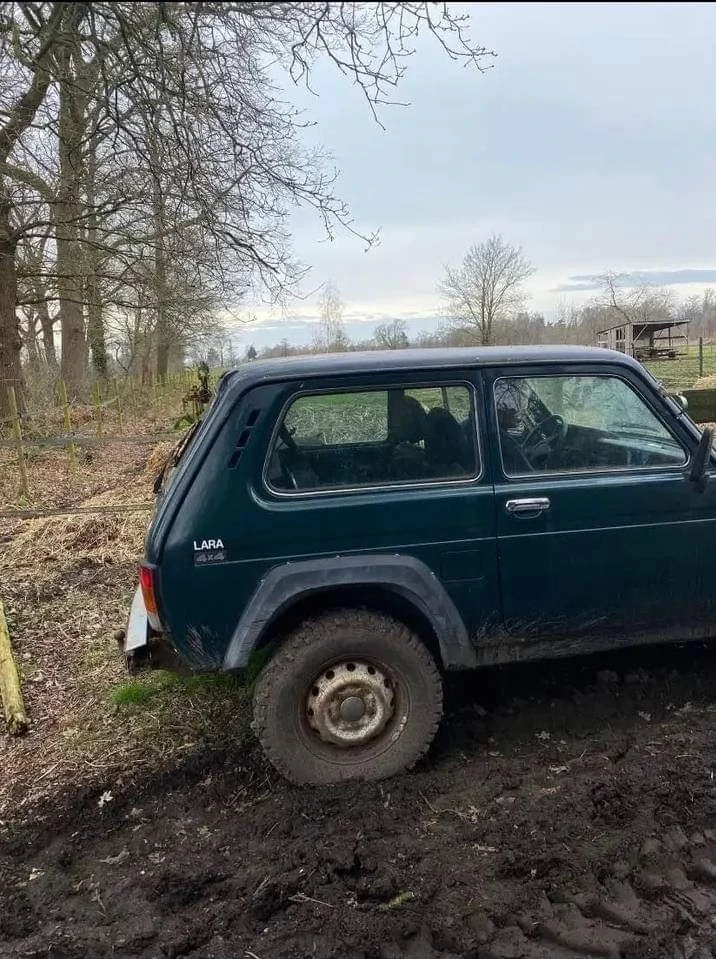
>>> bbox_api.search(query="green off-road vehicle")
[125,346,714,783]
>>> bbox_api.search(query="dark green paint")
[144,347,716,670]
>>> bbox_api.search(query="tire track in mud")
[1,641,715,959]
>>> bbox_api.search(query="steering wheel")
[520,413,567,467]
[278,424,299,489]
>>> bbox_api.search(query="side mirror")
[688,426,713,490]
[672,393,688,411]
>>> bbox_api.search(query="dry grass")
[0,402,250,826]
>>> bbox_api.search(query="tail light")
[139,563,163,631]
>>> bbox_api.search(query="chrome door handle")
[505,497,551,515]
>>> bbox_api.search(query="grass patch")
[111,670,244,709]
[111,675,171,707]
[380,891,416,911]
[643,344,716,391]
[109,668,253,756]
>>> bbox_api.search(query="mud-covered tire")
[252,609,443,784]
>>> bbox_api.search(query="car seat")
[423,407,470,474]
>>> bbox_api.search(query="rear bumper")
[123,587,185,673]
[125,586,150,656]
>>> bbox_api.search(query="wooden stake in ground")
[0,600,28,735]
[58,379,77,472]
[7,386,29,498]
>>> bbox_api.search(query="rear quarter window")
[266,384,479,493]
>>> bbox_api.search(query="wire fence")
[0,503,154,520]
[0,369,206,502]
[0,432,178,450]
[641,339,716,391]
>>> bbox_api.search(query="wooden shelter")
[596,319,689,361]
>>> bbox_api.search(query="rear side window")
[266,384,479,492]
[284,390,389,444]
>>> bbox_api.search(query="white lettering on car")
[193,539,225,551]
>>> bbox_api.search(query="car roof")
[222,345,642,391]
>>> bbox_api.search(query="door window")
[266,384,479,492]
[494,374,687,476]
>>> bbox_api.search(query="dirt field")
[1,417,715,959]
[0,644,714,959]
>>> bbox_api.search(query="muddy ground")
[2,412,715,959]
[1,641,715,959]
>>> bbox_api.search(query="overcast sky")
[233,2,716,351]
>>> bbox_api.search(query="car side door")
[171,369,502,659]
[485,363,716,654]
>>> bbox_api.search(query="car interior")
[267,388,477,491]
[495,377,687,475]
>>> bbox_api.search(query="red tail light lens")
[139,564,161,629]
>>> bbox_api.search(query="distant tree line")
[245,244,716,362]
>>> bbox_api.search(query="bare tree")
[0,2,494,415]
[440,235,535,345]
[678,289,716,340]
[313,281,349,352]
[374,318,409,349]
[0,3,65,411]
[599,272,674,328]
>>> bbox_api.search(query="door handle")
[505,497,551,515]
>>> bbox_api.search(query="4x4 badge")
[193,538,226,566]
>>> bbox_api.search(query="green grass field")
[643,343,716,391]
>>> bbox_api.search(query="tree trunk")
[36,292,58,368]
[0,599,28,736]
[86,272,106,377]
[85,131,107,377]
[56,235,86,393]
[56,41,87,395]
[153,182,170,381]
[0,5,64,418]
[0,188,23,418]
[156,318,170,381]
[23,311,41,373]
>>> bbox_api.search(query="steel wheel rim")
[305,660,395,748]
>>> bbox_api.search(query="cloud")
[553,269,716,293]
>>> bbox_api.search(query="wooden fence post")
[58,380,77,472]
[699,336,704,378]
[0,600,28,736]
[7,386,29,498]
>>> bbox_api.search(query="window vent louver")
[228,409,261,468]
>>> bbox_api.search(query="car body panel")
[129,346,715,672]
[482,362,716,649]
[222,554,475,670]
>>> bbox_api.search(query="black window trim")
[262,378,484,498]
[492,370,690,481]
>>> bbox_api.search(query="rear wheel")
[252,609,443,784]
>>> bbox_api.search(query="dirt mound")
[2,644,715,959]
